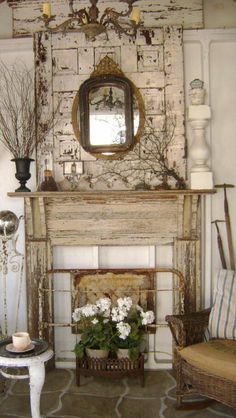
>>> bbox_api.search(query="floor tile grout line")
[0,379,16,404]
[44,369,75,417]
[114,377,130,418]
[159,370,177,418]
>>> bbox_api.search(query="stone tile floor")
[0,369,235,418]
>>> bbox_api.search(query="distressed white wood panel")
[34,31,55,185]
[78,47,94,74]
[143,89,165,115]
[129,71,165,89]
[56,135,80,161]
[164,26,186,179]
[137,28,164,46]
[120,45,138,73]
[35,25,186,189]
[45,196,179,246]
[53,74,87,92]
[137,45,164,72]
[52,49,78,75]
[94,47,121,67]
[51,32,89,50]
[9,0,203,37]
[54,120,74,137]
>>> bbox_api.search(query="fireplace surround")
[9,188,214,362]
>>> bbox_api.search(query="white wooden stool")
[0,339,53,418]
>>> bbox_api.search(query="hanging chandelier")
[90,87,124,111]
[42,0,141,40]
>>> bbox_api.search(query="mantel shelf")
[8,189,216,199]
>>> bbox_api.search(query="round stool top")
[0,338,53,367]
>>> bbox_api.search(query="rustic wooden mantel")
[8,189,215,348]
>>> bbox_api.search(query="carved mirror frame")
[72,56,145,159]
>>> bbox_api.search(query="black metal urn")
[11,158,34,192]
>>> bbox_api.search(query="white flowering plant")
[72,296,155,360]
[72,297,114,359]
[111,296,155,360]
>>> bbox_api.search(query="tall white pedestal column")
[188,104,213,189]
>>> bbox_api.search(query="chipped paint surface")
[7,1,203,36]
[35,26,186,190]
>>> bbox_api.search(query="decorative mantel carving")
[9,189,215,351]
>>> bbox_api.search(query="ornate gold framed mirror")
[72,56,145,159]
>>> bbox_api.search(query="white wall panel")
[0,38,34,334]
[184,29,236,306]
[209,36,236,284]
[98,246,153,269]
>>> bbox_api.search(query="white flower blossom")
[81,304,98,317]
[91,318,98,324]
[116,321,131,340]
[96,298,111,318]
[117,297,133,311]
[96,297,111,313]
[72,308,82,322]
[141,310,155,325]
[111,307,127,322]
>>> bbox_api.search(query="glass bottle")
[40,169,58,191]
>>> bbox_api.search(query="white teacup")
[12,332,31,351]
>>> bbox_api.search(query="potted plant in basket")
[0,61,56,192]
[72,297,114,359]
[72,296,155,361]
[111,296,155,360]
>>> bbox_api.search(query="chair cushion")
[208,269,236,339]
[179,339,236,382]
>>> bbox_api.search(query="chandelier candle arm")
[40,0,141,40]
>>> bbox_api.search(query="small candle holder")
[41,14,56,29]
[63,161,83,190]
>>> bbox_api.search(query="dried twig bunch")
[83,109,186,190]
[0,61,55,158]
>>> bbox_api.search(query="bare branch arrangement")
[0,61,56,158]
[82,109,186,190]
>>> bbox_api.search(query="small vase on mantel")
[11,158,34,192]
[85,348,109,359]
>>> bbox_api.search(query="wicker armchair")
[166,309,236,410]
